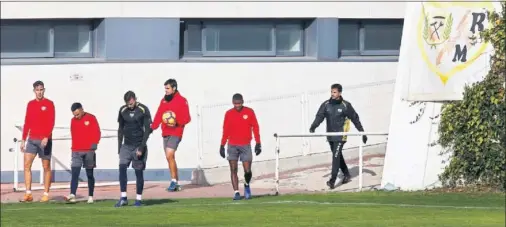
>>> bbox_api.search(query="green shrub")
[438,3,506,190]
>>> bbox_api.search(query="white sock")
[43,192,49,196]
[88,196,93,200]
[121,192,127,198]
[26,190,32,194]
[70,194,75,197]
[136,194,142,200]
[234,190,239,194]
[171,179,177,183]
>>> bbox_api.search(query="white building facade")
[0,1,406,183]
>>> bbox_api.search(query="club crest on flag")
[417,2,495,85]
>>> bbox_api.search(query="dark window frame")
[338,19,403,57]
[181,19,306,58]
[1,19,96,59]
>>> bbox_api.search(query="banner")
[381,2,502,190]
[401,2,499,101]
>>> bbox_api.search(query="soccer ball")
[162,111,176,126]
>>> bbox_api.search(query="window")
[181,19,305,57]
[338,19,403,57]
[1,20,94,59]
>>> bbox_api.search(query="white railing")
[273,132,389,195]
[197,80,395,169]
[9,125,137,192]
[6,81,395,191]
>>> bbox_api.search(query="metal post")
[13,138,19,191]
[196,105,203,168]
[358,141,364,192]
[300,93,307,156]
[275,134,280,196]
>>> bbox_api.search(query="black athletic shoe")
[326,180,335,189]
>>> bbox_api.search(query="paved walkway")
[1,154,384,203]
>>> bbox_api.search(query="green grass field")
[1,191,504,227]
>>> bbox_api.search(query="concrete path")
[1,154,384,203]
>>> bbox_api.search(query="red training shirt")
[152,92,191,138]
[71,113,101,152]
[221,106,261,146]
[22,98,55,141]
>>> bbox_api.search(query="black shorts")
[26,139,52,160]
[71,151,96,169]
[119,144,148,170]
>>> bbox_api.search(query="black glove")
[309,127,315,133]
[255,143,262,156]
[219,145,225,158]
[362,135,368,144]
[91,144,98,151]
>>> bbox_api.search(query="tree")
[438,3,506,190]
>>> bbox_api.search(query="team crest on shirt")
[243,114,248,119]
[338,109,342,113]
[129,112,135,118]
[84,121,90,126]
[41,106,46,111]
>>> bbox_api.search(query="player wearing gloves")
[64,102,101,204]
[309,83,367,189]
[115,91,152,207]
[220,93,262,200]
[151,79,191,192]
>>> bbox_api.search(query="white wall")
[1,62,397,172]
[0,0,404,174]
[1,1,405,19]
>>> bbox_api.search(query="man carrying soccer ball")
[115,91,152,207]
[151,79,191,192]
[220,93,262,200]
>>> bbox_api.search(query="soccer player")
[115,91,152,207]
[64,102,101,204]
[309,83,367,189]
[151,79,191,192]
[19,80,55,203]
[220,93,262,200]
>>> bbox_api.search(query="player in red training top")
[220,93,262,200]
[19,80,55,203]
[151,79,191,192]
[64,102,101,204]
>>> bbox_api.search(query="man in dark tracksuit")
[309,84,368,189]
[115,91,152,207]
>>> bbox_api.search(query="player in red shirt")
[19,81,55,203]
[151,79,191,191]
[220,93,262,200]
[64,103,101,204]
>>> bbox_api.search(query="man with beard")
[151,79,191,192]
[309,84,368,189]
[115,91,152,207]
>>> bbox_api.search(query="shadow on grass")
[251,193,275,199]
[142,198,178,206]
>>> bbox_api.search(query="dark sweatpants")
[329,141,350,183]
